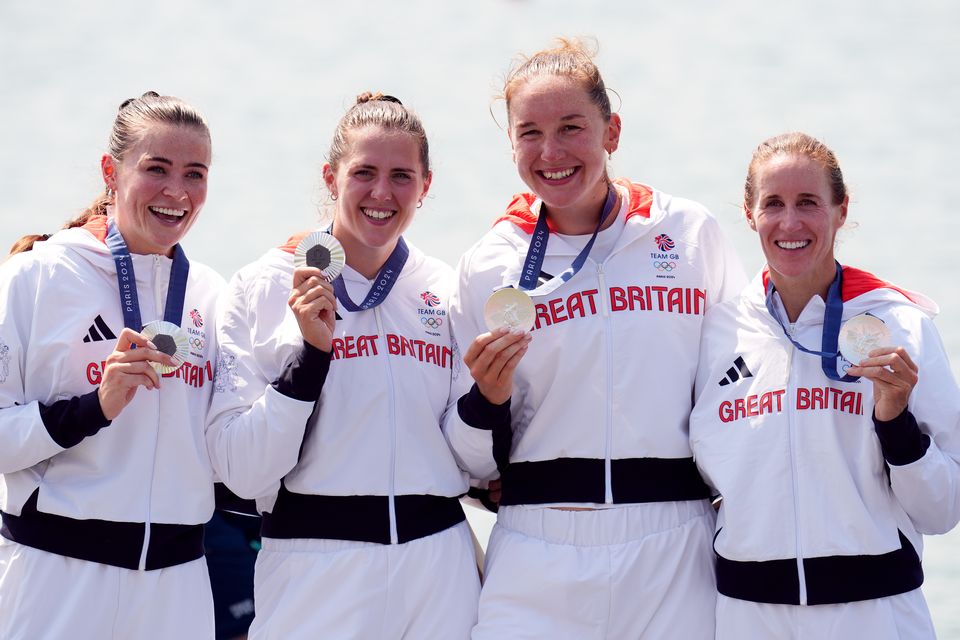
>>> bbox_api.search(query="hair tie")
[378,95,403,105]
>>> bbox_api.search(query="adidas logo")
[718,356,753,386]
[82,315,117,343]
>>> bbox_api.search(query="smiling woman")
[442,38,746,639]
[690,132,960,639]
[205,92,480,638]
[102,121,211,256]
[0,92,224,639]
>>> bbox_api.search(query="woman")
[0,92,223,638]
[690,132,960,638]
[206,93,479,639]
[443,40,745,638]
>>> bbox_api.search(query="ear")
[322,163,336,198]
[744,204,757,231]
[420,171,433,201]
[838,195,849,226]
[604,113,622,155]
[101,154,117,190]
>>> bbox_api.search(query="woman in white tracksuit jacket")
[0,92,223,639]
[206,93,479,639]
[690,132,960,639]
[443,40,745,639]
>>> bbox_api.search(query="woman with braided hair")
[0,92,224,638]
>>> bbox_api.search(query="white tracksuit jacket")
[0,216,223,570]
[444,180,746,506]
[206,233,470,544]
[691,268,960,606]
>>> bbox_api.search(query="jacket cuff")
[874,408,930,466]
[466,485,499,513]
[39,390,112,449]
[457,383,511,431]
[272,342,332,402]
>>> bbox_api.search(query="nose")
[370,175,393,201]
[780,206,803,231]
[162,177,189,200]
[540,134,564,163]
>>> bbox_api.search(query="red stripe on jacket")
[494,179,654,234]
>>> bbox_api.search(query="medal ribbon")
[764,261,858,382]
[332,237,409,312]
[105,220,190,330]
[516,183,618,296]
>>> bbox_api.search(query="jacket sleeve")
[881,308,960,534]
[441,249,508,482]
[0,257,76,473]
[205,268,325,500]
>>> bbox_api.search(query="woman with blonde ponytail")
[207,92,479,638]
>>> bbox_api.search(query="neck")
[769,262,838,323]
[115,219,174,257]
[544,181,617,235]
[333,230,393,280]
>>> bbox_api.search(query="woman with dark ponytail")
[206,92,479,638]
[0,92,224,638]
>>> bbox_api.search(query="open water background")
[2,1,958,635]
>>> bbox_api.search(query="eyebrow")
[356,163,416,173]
[146,156,209,170]
[514,113,587,129]
[763,192,821,200]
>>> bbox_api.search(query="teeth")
[362,208,395,220]
[150,206,186,217]
[542,168,575,180]
[777,240,809,250]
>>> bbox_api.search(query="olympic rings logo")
[421,317,443,329]
[654,261,677,271]
[190,337,205,349]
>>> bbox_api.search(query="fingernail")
[146,341,158,350]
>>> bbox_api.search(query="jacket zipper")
[375,307,399,544]
[784,323,807,604]
[138,255,165,570]
[597,262,614,504]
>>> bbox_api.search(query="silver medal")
[141,320,189,374]
[294,231,346,281]
[838,314,891,365]
[484,288,535,332]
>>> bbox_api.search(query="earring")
[330,194,338,201]
[417,200,423,209]
[607,150,613,160]
[105,185,115,200]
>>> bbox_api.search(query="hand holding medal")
[842,315,918,421]
[96,328,178,420]
[464,327,532,406]
[290,232,344,352]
